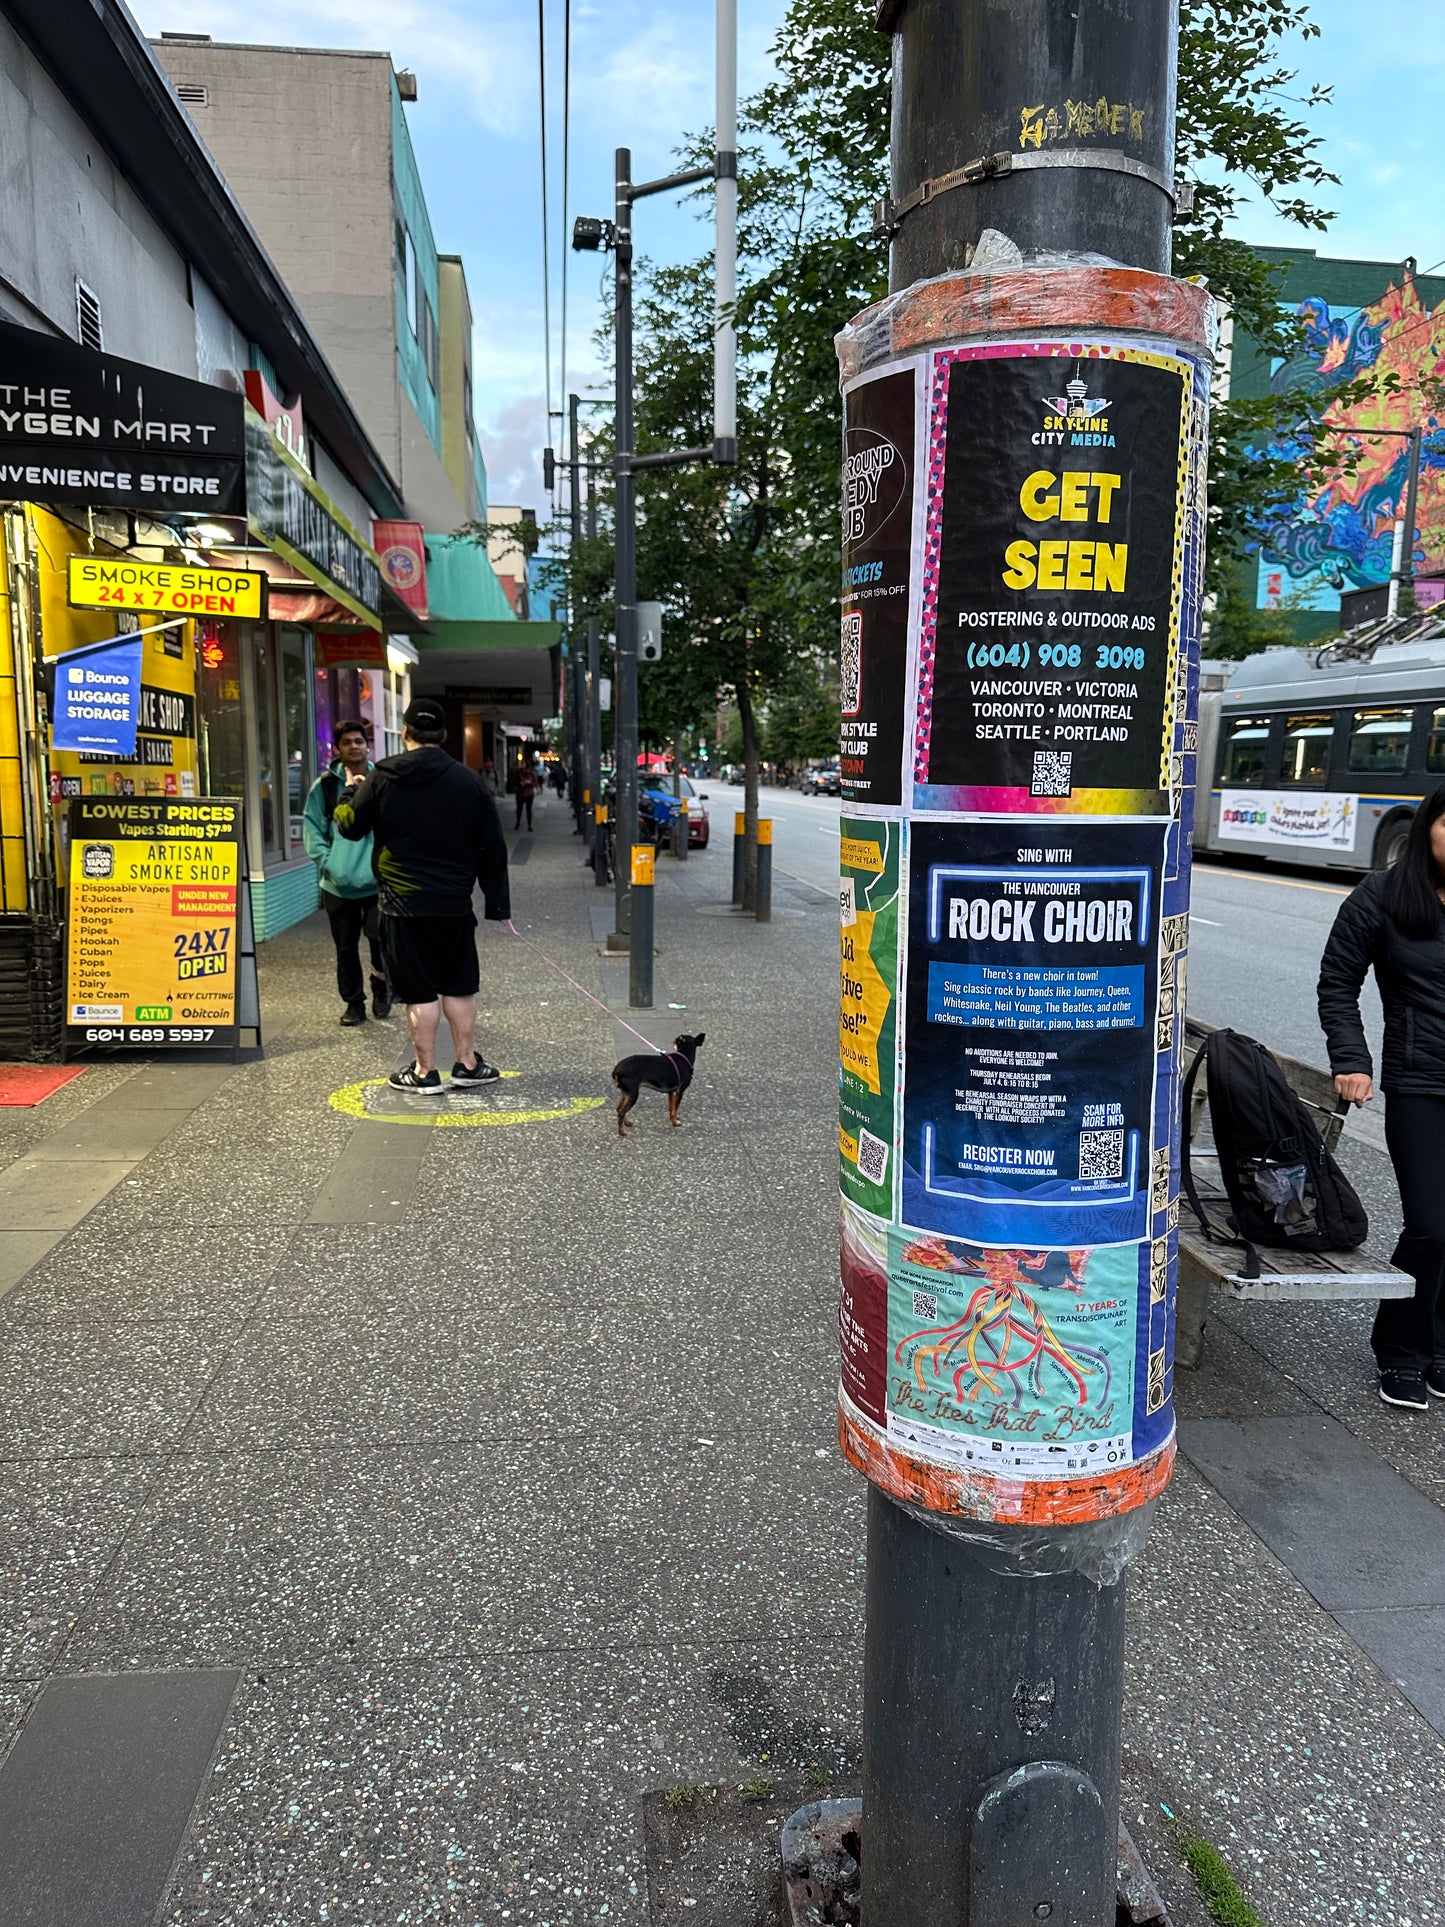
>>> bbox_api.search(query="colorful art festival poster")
[839,819,901,1219]
[885,1229,1139,1476]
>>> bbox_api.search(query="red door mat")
[0,1065,86,1107]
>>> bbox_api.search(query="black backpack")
[1181,1027,1367,1266]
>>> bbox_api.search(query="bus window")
[1429,707,1445,774]
[1279,713,1334,786]
[1219,716,1271,785]
[1347,707,1413,776]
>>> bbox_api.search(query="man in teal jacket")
[302,719,391,1026]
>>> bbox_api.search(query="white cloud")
[480,394,548,509]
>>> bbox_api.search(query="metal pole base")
[629,882,654,1007]
[862,1487,1124,1926]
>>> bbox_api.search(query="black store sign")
[840,368,915,808]
[927,352,1186,798]
[0,319,245,514]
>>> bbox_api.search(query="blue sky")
[135,0,1445,507]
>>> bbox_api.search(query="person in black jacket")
[1317,782,1445,1409]
[334,697,511,1095]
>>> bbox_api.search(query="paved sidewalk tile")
[0,1458,157,1673]
[1179,1414,1445,1610]
[1333,1605,1445,1737]
[0,1669,238,1927]
[0,1231,64,1297]
[0,1158,138,1230]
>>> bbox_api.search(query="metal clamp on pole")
[629,843,654,1008]
[754,818,772,924]
[872,149,1184,241]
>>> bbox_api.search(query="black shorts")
[380,914,480,1003]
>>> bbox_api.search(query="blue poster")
[902,819,1167,1247]
[51,636,144,757]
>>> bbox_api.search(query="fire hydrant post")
[834,3,1213,1920]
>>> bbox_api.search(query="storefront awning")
[423,534,520,625]
[408,637,560,721]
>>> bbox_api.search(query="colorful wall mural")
[1251,276,1445,611]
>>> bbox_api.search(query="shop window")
[1279,713,1334,786]
[1348,707,1413,776]
[1428,707,1445,774]
[1219,716,1270,786]
[252,629,284,859]
[281,630,313,858]
[199,623,246,802]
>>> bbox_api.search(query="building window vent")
[176,82,210,107]
[75,279,103,351]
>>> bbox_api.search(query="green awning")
[422,533,519,624]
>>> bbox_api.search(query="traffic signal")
[542,447,556,491]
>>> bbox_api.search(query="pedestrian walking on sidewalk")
[1318,781,1445,1412]
[301,719,391,1027]
[334,697,511,1095]
[515,754,538,832]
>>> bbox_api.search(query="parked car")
[640,776,711,849]
[799,764,841,796]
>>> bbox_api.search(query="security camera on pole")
[571,0,737,980]
[825,2,1214,1920]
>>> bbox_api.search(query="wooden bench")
[1175,1017,1413,1368]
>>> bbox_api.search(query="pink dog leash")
[506,918,663,1053]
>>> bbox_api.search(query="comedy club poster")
[913,343,1191,816]
[839,364,918,809]
[900,818,1167,1249]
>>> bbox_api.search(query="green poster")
[839,817,900,1218]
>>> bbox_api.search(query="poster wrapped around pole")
[835,269,1215,1534]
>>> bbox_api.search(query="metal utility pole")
[1396,425,1424,613]
[833,3,1214,1921]
[714,0,738,465]
[567,392,588,839]
[573,0,738,950]
[587,457,603,874]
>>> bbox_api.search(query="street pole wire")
[560,0,571,452]
[537,0,553,490]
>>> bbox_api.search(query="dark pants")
[322,890,386,1010]
[1373,1092,1445,1371]
[515,793,534,829]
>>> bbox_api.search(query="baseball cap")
[402,697,446,732]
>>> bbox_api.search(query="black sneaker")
[387,1064,447,1094]
[1379,1368,1429,1410]
[450,1058,501,1085]
[1426,1364,1445,1400]
[340,1003,367,1027]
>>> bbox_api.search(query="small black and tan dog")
[612,1032,706,1136]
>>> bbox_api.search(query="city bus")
[1194,627,1445,873]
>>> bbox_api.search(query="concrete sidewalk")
[0,789,1438,1924]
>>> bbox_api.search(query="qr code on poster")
[840,612,862,714]
[1030,748,1073,797]
[912,1289,938,1322]
[857,1127,888,1185]
[1078,1129,1125,1181]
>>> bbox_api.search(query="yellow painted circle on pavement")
[329,1075,607,1129]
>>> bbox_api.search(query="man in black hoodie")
[334,697,511,1094]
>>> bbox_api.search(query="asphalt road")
[758,784,1387,1135]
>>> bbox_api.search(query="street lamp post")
[571,0,738,963]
